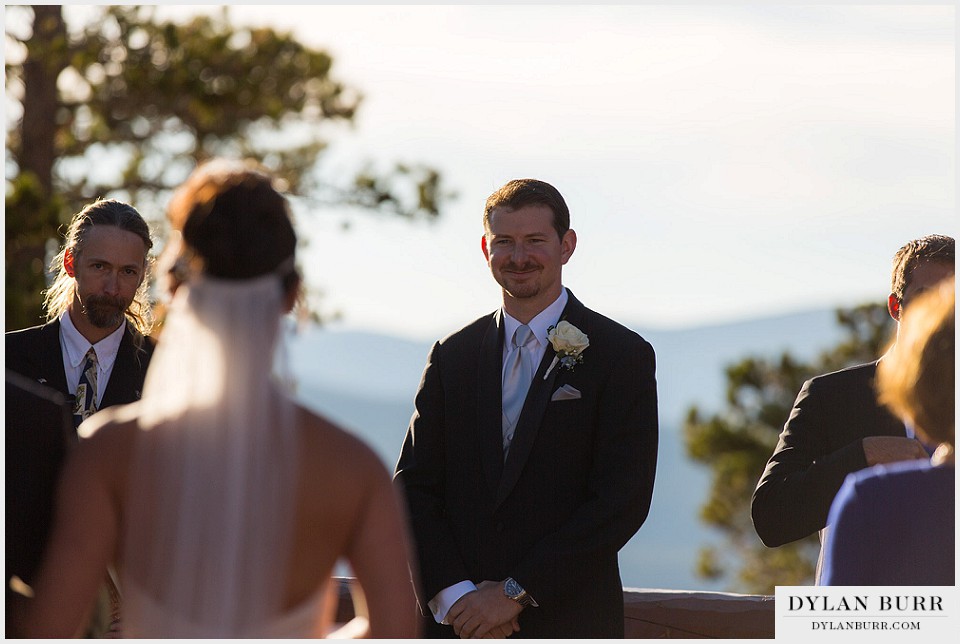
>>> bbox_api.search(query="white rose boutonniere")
[543,321,589,379]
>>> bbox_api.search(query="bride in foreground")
[22,160,420,637]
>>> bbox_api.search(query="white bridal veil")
[121,268,300,636]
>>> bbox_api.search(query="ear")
[283,274,302,314]
[560,229,577,264]
[481,235,491,261]
[887,293,901,321]
[63,249,76,278]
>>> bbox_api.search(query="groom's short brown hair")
[483,179,570,239]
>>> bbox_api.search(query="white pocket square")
[551,384,581,401]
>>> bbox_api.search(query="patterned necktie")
[73,347,99,428]
[501,324,537,457]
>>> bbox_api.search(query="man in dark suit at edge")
[751,234,954,581]
[6,198,156,634]
[395,179,658,638]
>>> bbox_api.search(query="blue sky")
[63,5,957,340]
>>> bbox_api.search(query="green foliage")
[5,5,450,329]
[683,303,895,593]
[5,172,68,329]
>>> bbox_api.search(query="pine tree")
[683,303,893,592]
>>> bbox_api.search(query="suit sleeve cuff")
[428,580,478,624]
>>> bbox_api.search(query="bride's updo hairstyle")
[166,159,299,293]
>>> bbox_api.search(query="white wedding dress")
[120,270,327,637]
[123,580,332,638]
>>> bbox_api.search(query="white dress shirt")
[500,288,568,371]
[59,311,126,407]
[428,288,568,624]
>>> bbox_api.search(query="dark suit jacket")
[395,291,658,638]
[4,319,154,594]
[6,318,154,412]
[751,361,906,548]
[5,370,73,632]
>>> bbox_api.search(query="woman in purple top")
[822,277,954,586]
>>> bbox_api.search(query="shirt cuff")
[428,580,478,624]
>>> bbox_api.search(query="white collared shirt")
[59,311,126,407]
[500,288,568,371]
[427,287,569,624]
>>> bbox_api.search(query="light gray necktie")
[502,324,536,457]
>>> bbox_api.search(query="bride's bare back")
[20,402,419,637]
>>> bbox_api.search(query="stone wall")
[623,587,774,638]
[333,578,776,638]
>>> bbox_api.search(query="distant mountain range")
[286,307,850,591]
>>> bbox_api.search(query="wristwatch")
[503,577,538,608]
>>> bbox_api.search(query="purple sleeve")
[820,473,873,585]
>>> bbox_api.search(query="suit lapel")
[479,311,506,497]
[40,321,69,395]
[495,291,587,509]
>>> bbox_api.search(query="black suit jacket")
[395,291,658,638]
[4,319,154,595]
[752,361,906,548]
[6,318,154,411]
[5,370,73,632]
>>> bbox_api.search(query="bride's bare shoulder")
[295,405,387,477]
[78,401,139,434]
[73,402,146,460]
[57,403,144,492]
[76,402,141,439]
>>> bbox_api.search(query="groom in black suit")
[395,179,658,638]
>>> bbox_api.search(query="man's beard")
[82,294,127,329]
[499,261,542,299]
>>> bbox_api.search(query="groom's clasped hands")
[446,580,521,639]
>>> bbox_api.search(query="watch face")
[504,578,522,598]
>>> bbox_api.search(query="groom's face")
[482,204,575,303]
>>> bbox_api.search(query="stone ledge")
[623,587,774,638]
[334,578,775,638]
